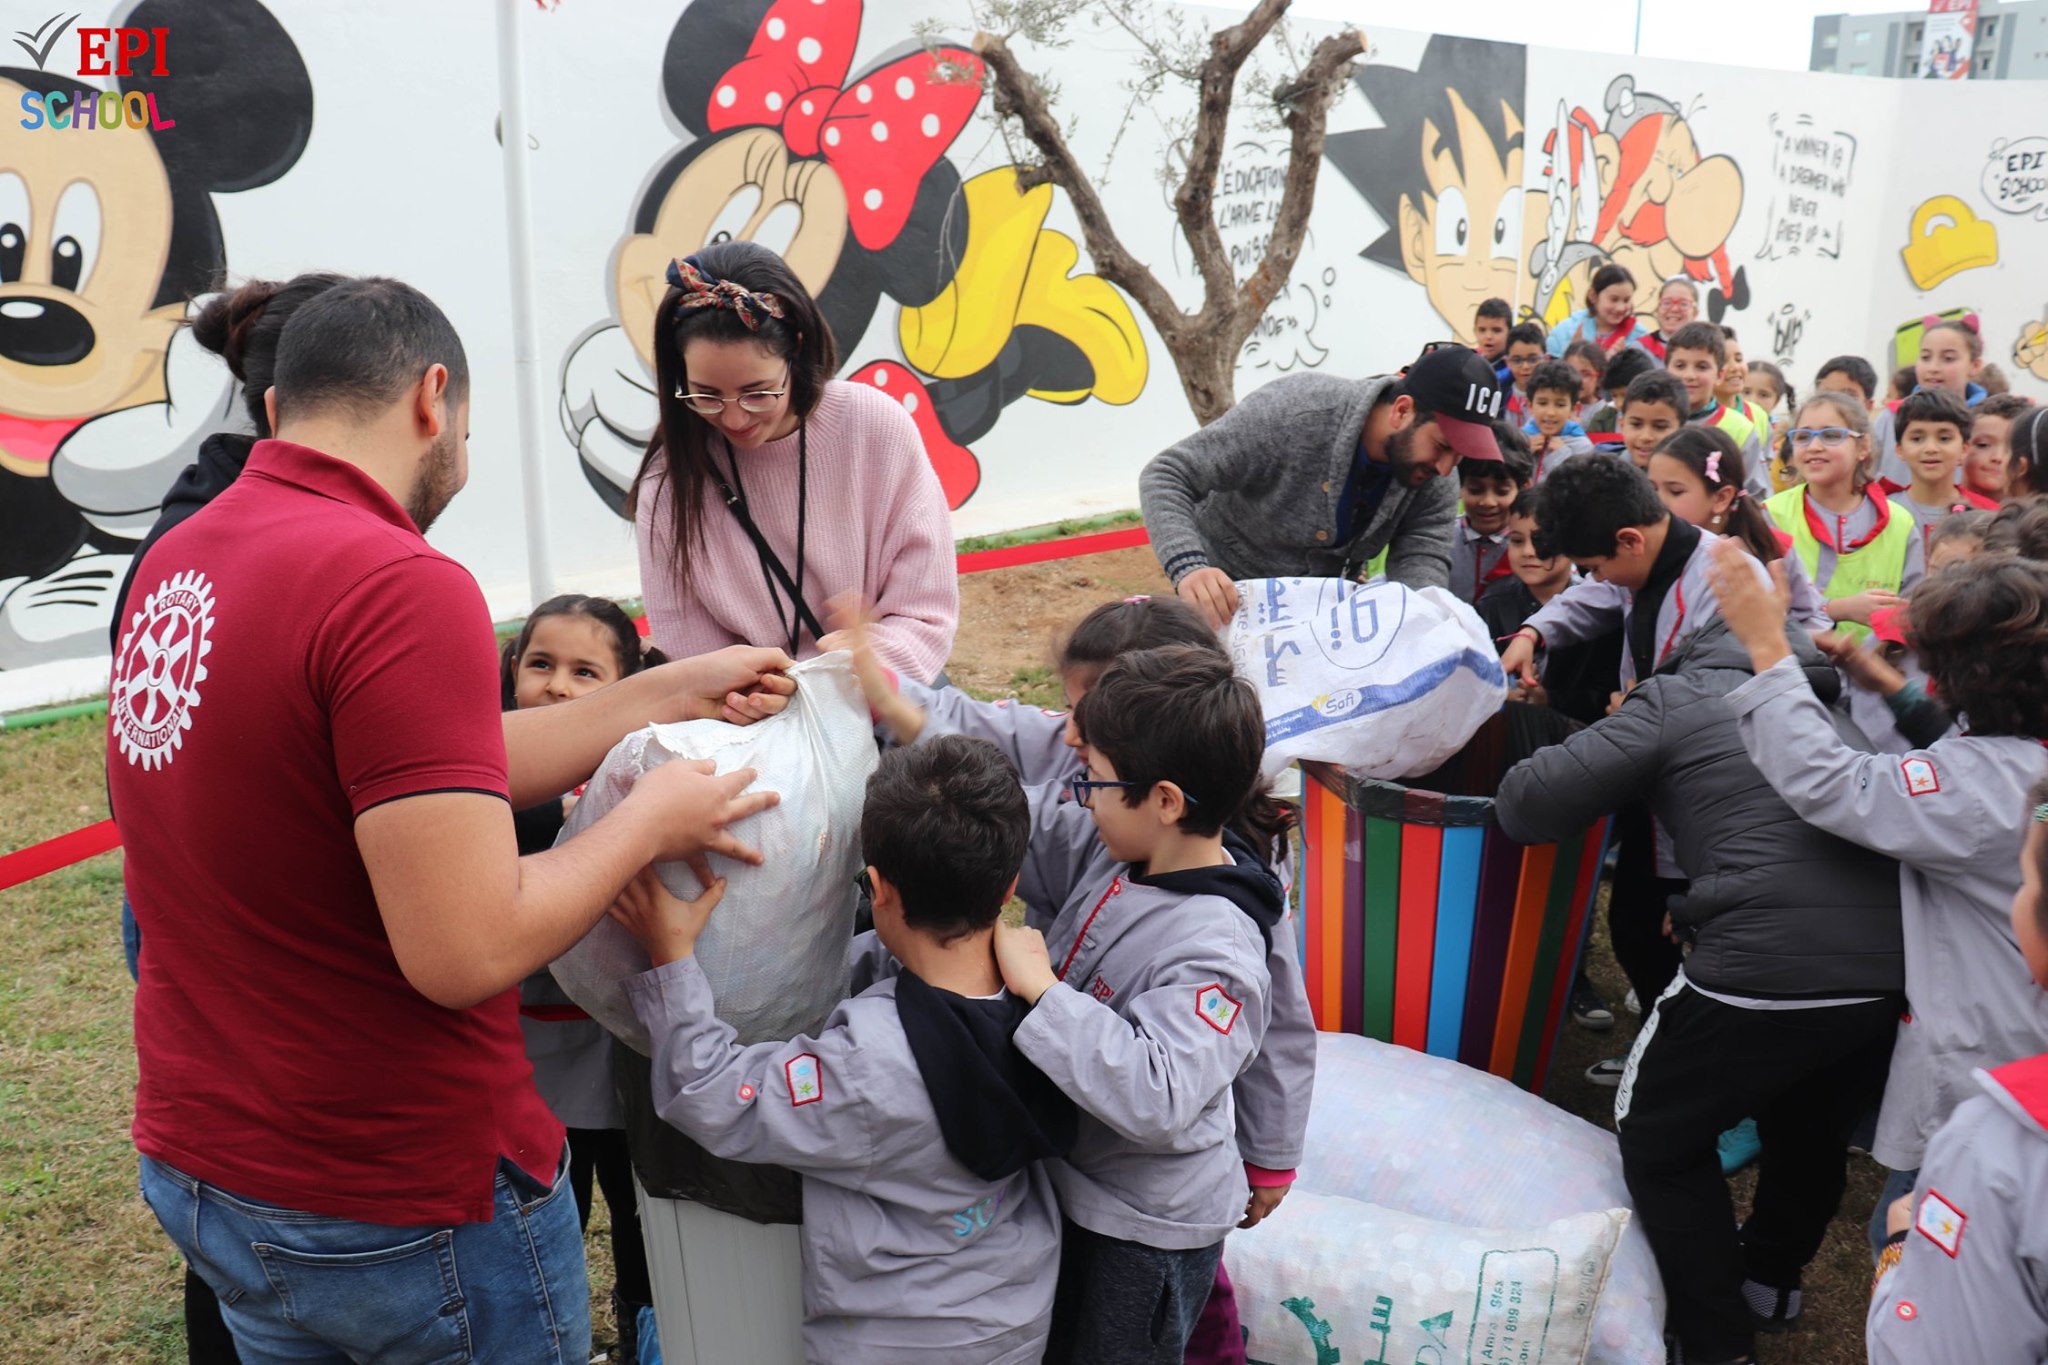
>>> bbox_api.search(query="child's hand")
[1177,567,1241,631]
[1512,676,1550,708]
[827,592,926,744]
[608,861,727,967]
[1886,1191,1916,1238]
[658,646,796,724]
[1815,631,1910,696]
[1706,537,1792,671]
[993,923,1057,1005]
[1499,630,1540,687]
[1241,1181,1292,1230]
[1825,590,1903,628]
[722,671,796,726]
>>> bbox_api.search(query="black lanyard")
[709,423,821,656]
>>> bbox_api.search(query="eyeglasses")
[1789,427,1855,448]
[676,368,791,417]
[1070,777,1199,809]
[1506,353,1540,368]
[854,867,874,898]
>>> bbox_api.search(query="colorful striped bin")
[1297,704,1611,1094]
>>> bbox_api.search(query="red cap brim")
[1436,413,1502,463]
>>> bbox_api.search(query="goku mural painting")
[560,0,1149,514]
[1325,36,1542,345]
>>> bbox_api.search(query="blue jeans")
[140,1149,589,1364]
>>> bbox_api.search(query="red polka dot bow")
[705,0,984,250]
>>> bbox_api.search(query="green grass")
[953,508,1142,556]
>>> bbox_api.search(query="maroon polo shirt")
[109,438,561,1225]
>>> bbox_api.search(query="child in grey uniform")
[1867,776,2048,1363]
[990,646,1280,1364]
[1708,543,2048,1265]
[851,594,1314,1362]
[612,736,1077,1365]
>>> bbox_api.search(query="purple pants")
[1182,1258,1245,1365]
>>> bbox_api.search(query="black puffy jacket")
[1495,619,1905,999]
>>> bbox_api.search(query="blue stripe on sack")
[1264,648,1504,744]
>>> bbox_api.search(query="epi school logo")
[16,14,175,130]
[110,569,213,770]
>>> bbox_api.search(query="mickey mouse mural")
[0,0,311,669]
[560,0,1148,515]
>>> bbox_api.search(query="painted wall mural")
[0,0,309,672]
[4,1,2048,708]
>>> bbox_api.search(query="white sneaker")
[1624,989,1642,1016]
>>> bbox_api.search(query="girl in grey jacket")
[1709,544,2048,1240]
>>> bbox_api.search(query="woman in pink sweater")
[631,243,958,682]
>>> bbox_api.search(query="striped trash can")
[1296,703,1610,1093]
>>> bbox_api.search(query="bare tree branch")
[1226,26,1366,350]
[1171,0,1289,324]
[973,28,1186,333]
[972,1,1362,423]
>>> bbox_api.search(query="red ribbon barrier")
[0,818,122,891]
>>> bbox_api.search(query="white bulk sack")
[1226,578,1505,780]
[549,654,877,1056]
[1295,1034,1667,1365]
[1227,1191,1627,1365]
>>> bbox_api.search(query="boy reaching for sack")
[610,736,1077,1365]
[993,645,1279,1364]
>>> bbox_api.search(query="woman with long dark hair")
[631,241,958,680]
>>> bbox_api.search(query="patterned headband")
[2036,802,2048,824]
[667,256,787,333]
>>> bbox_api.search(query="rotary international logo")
[111,570,215,770]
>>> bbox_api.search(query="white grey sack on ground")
[1225,578,1505,781]
[1293,1033,1668,1365]
[1227,1191,1627,1365]
[548,653,878,1055]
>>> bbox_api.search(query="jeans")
[1043,1220,1224,1365]
[140,1148,589,1364]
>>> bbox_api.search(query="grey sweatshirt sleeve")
[1380,476,1457,590]
[1727,655,1997,876]
[1495,685,1664,844]
[1780,549,1833,631]
[1900,514,1927,590]
[1868,1094,2048,1365]
[907,679,1078,785]
[1523,576,1629,650]
[1015,922,1269,1147]
[1231,913,1316,1172]
[1139,384,1303,586]
[623,956,876,1177]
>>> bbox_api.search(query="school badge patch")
[737,1081,757,1105]
[785,1054,823,1106]
[1195,983,1242,1035]
[1901,756,1941,797]
[1895,1300,1917,1321]
[1915,1189,1966,1258]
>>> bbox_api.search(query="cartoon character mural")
[559,0,1148,514]
[1324,36,1539,346]
[0,0,312,669]
[2016,307,2048,384]
[1531,75,1748,326]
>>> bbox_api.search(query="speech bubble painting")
[1984,137,2048,221]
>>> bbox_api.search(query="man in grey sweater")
[1139,345,1507,626]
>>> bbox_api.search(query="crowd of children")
[1467,293,2048,1365]
[432,287,2048,1365]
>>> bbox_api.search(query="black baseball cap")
[1403,344,1510,463]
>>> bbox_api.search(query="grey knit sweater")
[1138,373,1457,591]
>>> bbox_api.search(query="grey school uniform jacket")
[1867,1058,2048,1364]
[1013,783,1278,1250]
[907,680,1318,1173]
[623,953,1072,1364]
[1522,520,1772,690]
[1726,655,2048,1170]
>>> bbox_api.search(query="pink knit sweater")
[635,381,959,682]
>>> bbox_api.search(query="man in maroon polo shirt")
[110,277,788,1363]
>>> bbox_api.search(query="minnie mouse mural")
[559,0,1149,513]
